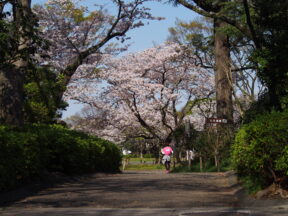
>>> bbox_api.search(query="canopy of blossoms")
[66,43,215,143]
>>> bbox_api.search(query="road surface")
[0,170,287,215]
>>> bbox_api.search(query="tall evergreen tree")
[171,0,234,124]
[172,0,288,112]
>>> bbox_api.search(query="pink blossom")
[67,43,215,142]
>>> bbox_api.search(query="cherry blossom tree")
[33,0,162,103]
[67,44,215,147]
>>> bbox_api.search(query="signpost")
[205,117,228,172]
[206,118,228,124]
[205,118,229,128]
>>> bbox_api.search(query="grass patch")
[172,159,233,173]
[122,158,233,172]
[129,158,155,162]
[123,163,164,171]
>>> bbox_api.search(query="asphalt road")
[0,170,287,216]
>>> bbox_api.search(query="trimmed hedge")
[0,124,121,191]
[231,110,288,192]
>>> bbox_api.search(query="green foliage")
[24,67,68,123]
[189,127,234,172]
[231,110,288,192]
[194,130,217,160]
[168,18,213,58]
[248,0,288,110]
[0,18,17,65]
[0,4,55,125]
[238,176,263,195]
[0,4,46,65]
[241,91,271,123]
[0,124,121,191]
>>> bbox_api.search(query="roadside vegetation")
[0,124,121,192]
[231,110,288,195]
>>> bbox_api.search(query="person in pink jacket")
[161,143,173,173]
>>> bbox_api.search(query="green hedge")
[0,124,121,191]
[231,110,288,192]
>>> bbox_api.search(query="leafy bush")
[23,67,68,124]
[241,91,271,124]
[0,124,121,191]
[231,110,288,192]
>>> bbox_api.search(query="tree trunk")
[187,150,192,169]
[214,152,220,172]
[0,0,32,125]
[199,154,203,172]
[14,0,32,68]
[214,18,234,154]
[0,66,24,125]
[214,18,233,123]
[140,143,143,164]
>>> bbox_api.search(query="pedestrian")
[161,142,173,173]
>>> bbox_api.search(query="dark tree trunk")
[0,66,24,125]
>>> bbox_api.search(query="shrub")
[231,110,288,192]
[0,124,121,191]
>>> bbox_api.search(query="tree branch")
[176,0,216,17]
[128,93,161,140]
[176,0,252,40]
[243,0,260,48]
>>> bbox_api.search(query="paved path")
[0,171,287,215]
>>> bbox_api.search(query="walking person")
[161,142,173,173]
